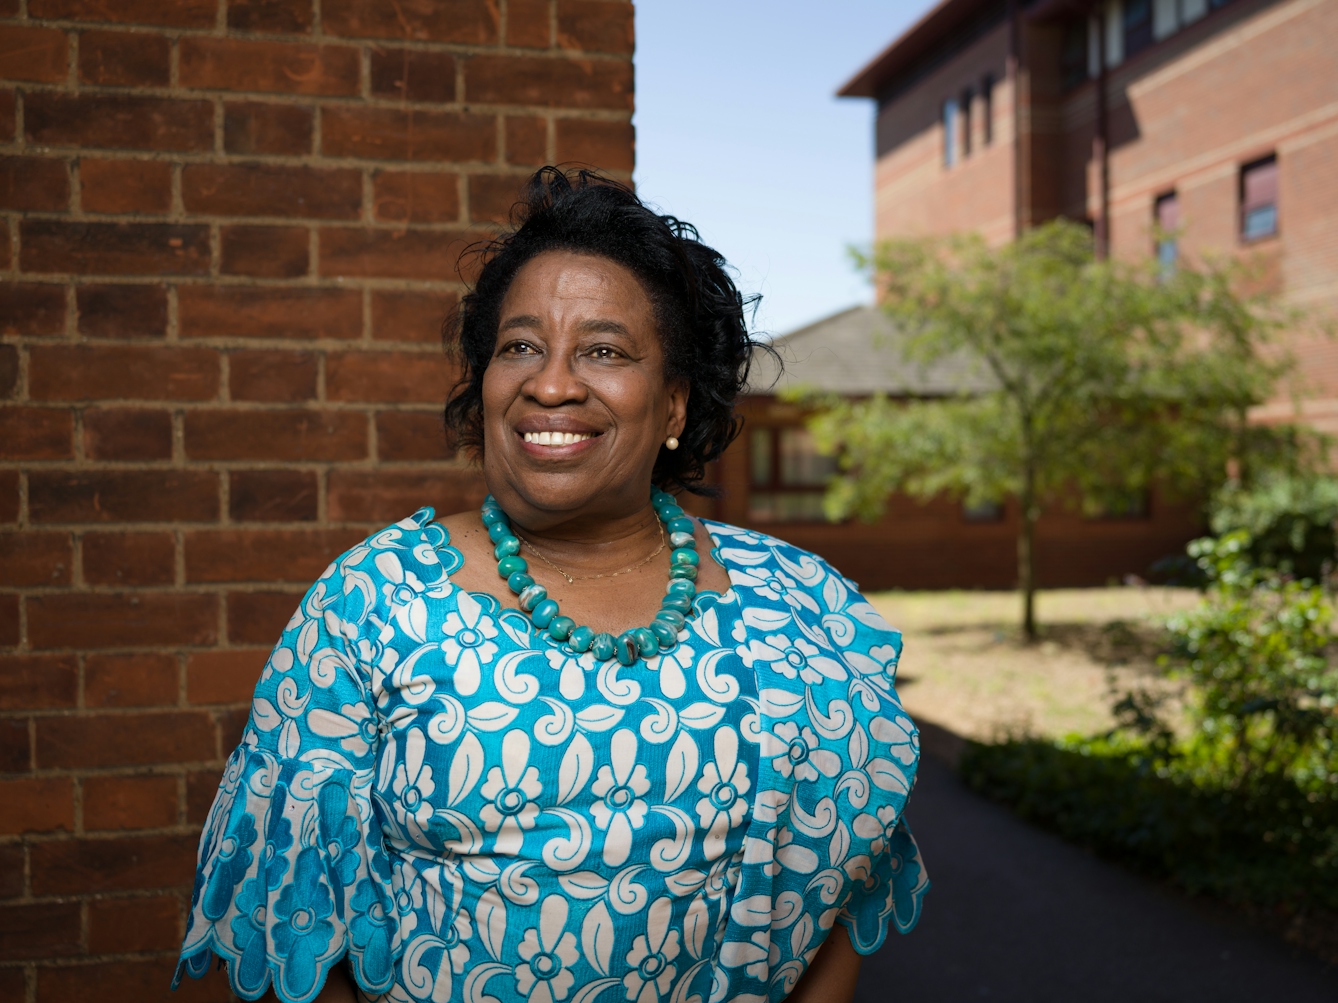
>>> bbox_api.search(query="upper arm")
[784,925,863,1003]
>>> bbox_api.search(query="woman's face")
[480,250,688,526]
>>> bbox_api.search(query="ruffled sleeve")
[174,525,409,1002]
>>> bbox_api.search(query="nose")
[522,349,587,407]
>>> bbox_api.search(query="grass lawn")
[867,586,1201,741]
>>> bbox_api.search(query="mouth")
[521,431,596,446]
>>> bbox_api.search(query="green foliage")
[1210,473,1338,582]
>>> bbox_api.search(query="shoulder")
[701,518,861,593]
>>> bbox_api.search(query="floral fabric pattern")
[176,509,928,1003]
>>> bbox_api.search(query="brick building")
[705,0,1338,590]
[0,1,633,998]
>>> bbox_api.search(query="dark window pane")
[963,500,1004,522]
[943,99,959,167]
[981,74,995,142]
[1240,156,1278,240]
[1124,0,1153,56]
[779,427,836,487]
[749,427,772,487]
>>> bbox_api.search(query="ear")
[666,379,689,439]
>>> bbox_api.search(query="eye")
[500,340,540,357]
[588,345,624,360]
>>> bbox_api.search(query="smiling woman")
[173,169,928,1003]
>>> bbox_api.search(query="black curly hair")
[443,167,772,496]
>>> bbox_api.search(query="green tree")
[803,220,1314,640]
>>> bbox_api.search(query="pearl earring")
[665,436,679,450]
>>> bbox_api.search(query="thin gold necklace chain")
[518,519,666,585]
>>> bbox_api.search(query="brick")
[84,774,178,830]
[372,289,458,343]
[0,344,13,398]
[229,0,314,34]
[466,55,633,110]
[187,769,220,822]
[179,38,359,96]
[0,595,15,647]
[508,0,552,48]
[377,410,455,460]
[229,469,318,522]
[329,468,484,522]
[29,0,216,28]
[555,117,634,171]
[0,654,78,710]
[218,707,248,752]
[179,286,361,340]
[327,349,456,403]
[78,29,170,87]
[228,349,318,401]
[470,172,528,223]
[557,0,635,54]
[77,284,169,339]
[0,844,23,897]
[0,720,27,776]
[0,283,67,336]
[321,227,479,281]
[0,408,74,460]
[41,957,238,1002]
[323,0,498,43]
[0,25,68,84]
[185,409,367,461]
[373,170,461,224]
[187,648,266,704]
[227,590,303,644]
[38,712,214,769]
[80,158,171,214]
[370,47,455,103]
[182,163,362,219]
[0,89,13,142]
[83,408,173,461]
[85,652,177,707]
[0,470,16,523]
[0,531,72,586]
[25,93,213,152]
[186,528,363,583]
[30,834,200,895]
[88,895,181,954]
[223,100,312,155]
[220,224,310,278]
[21,221,210,276]
[0,220,8,270]
[322,106,495,162]
[506,115,548,166]
[0,778,74,836]
[82,531,176,586]
[0,902,81,959]
[0,156,69,211]
[28,345,218,400]
[0,967,21,1001]
[29,470,219,523]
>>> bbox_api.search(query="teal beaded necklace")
[482,488,700,667]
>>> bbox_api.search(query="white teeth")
[523,431,592,445]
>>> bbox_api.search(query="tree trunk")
[1018,457,1038,642]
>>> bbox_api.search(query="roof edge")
[837,0,998,99]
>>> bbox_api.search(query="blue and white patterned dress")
[175,508,928,1003]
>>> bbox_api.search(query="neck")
[505,500,665,575]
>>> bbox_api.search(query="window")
[942,98,959,167]
[981,74,994,143]
[1240,155,1278,241]
[1087,491,1151,520]
[962,499,1004,523]
[1123,0,1153,57]
[960,88,974,158]
[1154,190,1179,276]
[1060,20,1088,90]
[748,426,837,523]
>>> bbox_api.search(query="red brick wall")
[0,2,634,999]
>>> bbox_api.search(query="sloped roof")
[746,304,993,397]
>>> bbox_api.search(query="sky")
[633,0,932,338]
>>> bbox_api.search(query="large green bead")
[481,506,507,527]
[668,565,697,581]
[661,594,692,614]
[614,632,639,665]
[494,536,521,559]
[666,578,695,595]
[530,599,559,629]
[669,531,696,549]
[651,489,675,508]
[497,555,528,577]
[518,584,547,612]
[568,625,595,652]
[648,619,678,648]
[508,571,534,594]
[548,616,575,641]
[654,609,686,631]
[632,627,659,658]
[487,521,512,543]
[666,516,694,536]
[591,632,616,661]
[656,504,684,522]
[670,548,699,567]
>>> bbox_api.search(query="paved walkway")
[853,749,1338,1003]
